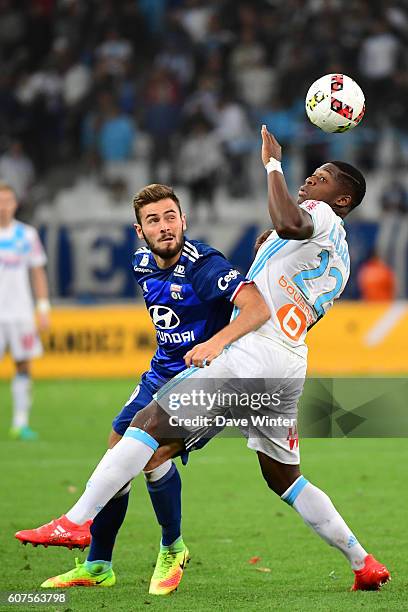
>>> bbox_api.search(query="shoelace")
[156,551,179,578]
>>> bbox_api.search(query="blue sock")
[87,489,129,562]
[146,463,182,547]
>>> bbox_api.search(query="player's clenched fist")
[184,338,225,368]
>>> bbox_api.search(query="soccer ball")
[305,74,365,133]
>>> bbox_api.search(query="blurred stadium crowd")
[1,0,408,297]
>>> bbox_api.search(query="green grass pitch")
[0,379,406,611]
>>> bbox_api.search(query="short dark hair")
[133,184,181,224]
[329,161,366,210]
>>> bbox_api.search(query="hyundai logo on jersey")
[149,306,180,330]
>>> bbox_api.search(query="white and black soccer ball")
[305,74,365,133]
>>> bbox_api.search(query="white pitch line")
[364,301,407,347]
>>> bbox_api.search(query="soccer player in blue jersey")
[16,183,268,594]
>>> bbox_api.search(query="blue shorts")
[112,371,212,464]
[112,372,160,436]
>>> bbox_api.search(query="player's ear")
[134,222,144,239]
[181,213,187,231]
[335,194,352,208]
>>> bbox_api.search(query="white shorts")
[156,333,307,464]
[0,321,43,362]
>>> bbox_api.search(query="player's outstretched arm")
[261,125,313,240]
[184,283,270,368]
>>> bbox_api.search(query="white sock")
[87,449,111,479]
[11,374,31,428]
[113,481,131,498]
[144,459,172,482]
[87,450,132,499]
[282,476,368,570]
[66,427,158,524]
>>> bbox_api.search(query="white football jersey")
[0,220,47,322]
[245,200,350,356]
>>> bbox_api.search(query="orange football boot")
[15,515,92,550]
[352,554,390,591]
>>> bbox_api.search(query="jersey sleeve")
[27,227,47,267]
[191,253,252,303]
[299,200,336,239]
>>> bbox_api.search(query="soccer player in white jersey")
[0,182,50,440]
[17,127,390,592]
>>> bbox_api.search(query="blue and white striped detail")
[281,475,309,506]
[247,237,288,280]
[182,240,201,263]
[229,237,288,320]
[154,365,199,401]
[124,427,159,451]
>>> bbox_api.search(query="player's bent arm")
[261,124,313,240]
[184,284,270,367]
[266,171,313,240]
[217,282,270,343]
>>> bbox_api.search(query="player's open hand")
[254,228,273,253]
[261,124,282,165]
[184,339,225,368]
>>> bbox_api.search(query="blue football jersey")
[132,238,251,383]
